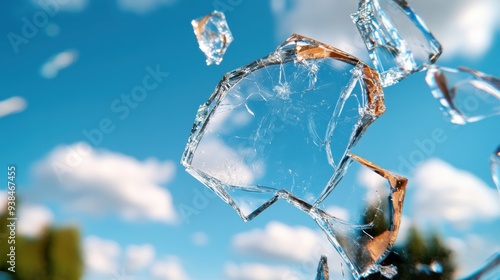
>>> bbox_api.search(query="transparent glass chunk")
[309,153,407,279]
[462,253,500,280]
[182,33,385,221]
[351,0,442,87]
[191,10,233,65]
[425,66,500,124]
[315,255,329,280]
[492,146,500,197]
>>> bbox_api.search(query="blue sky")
[1,0,499,279]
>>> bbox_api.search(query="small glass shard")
[351,0,442,87]
[309,153,407,279]
[191,10,233,65]
[416,261,443,275]
[379,264,398,279]
[492,146,500,198]
[425,66,500,124]
[182,33,385,221]
[315,255,329,280]
[462,253,500,280]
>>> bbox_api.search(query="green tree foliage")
[0,206,83,280]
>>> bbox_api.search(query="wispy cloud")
[224,262,296,280]
[411,158,500,228]
[0,96,27,118]
[116,0,176,15]
[151,256,190,280]
[125,244,155,271]
[446,235,500,277]
[32,142,178,223]
[191,231,208,246]
[40,49,78,79]
[33,0,89,12]
[271,0,500,60]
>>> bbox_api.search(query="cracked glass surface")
[315,255,329,280]
[492,146,500,197]
[309,153,406,279]
[191,10,233,65]
[462,253,500,280]
[182,34,385,221]
[426,66,500,124]
[352,0,442,87]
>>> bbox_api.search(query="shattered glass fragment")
[182,33,385,221]
[416,261,443,275]
[462,253,500,280]
[379,264,398,279]
[309,153,407,279]
[352,0,442,87]
[492,146,500,197]
[315,255,329,280]
[191,10,233,65]
[425,66,500,124]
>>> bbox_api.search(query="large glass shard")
[425,66,500,124]
[182,33,385,221]
[462,253,500,280]
[492,146,500,197]
[309,153,407,279]
[315,255,329,280]
[352,0,442,87]
[191,10,233,65]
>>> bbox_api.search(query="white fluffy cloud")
[0,96,27,118]
[117,0,176,14]
[231,221,351,278]
[32,142,178,223]
[40,49,78,79]
[357,166,387,190]
[84,236,121,274]
[192,137,263,187]
[410,0,500,59]
[18,205,54,238]
[271,0,500,60]
[324,205,349,221]
[33,0,88,12]
[232,221,328,263]
[412,158,500,228]
[125,244,156,271]
[271,0,368,60]
[224,262,297,280]
[151,256,190,280]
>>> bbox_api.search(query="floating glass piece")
[182,33,385,221]
[309,153,407,279]
[315,255,329,280]
[426,66,500,124]
[351,0,442,87]
[492,146,500,197]
[191,10,233,65]
[462,253,500,280]
[416,261,443,275]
